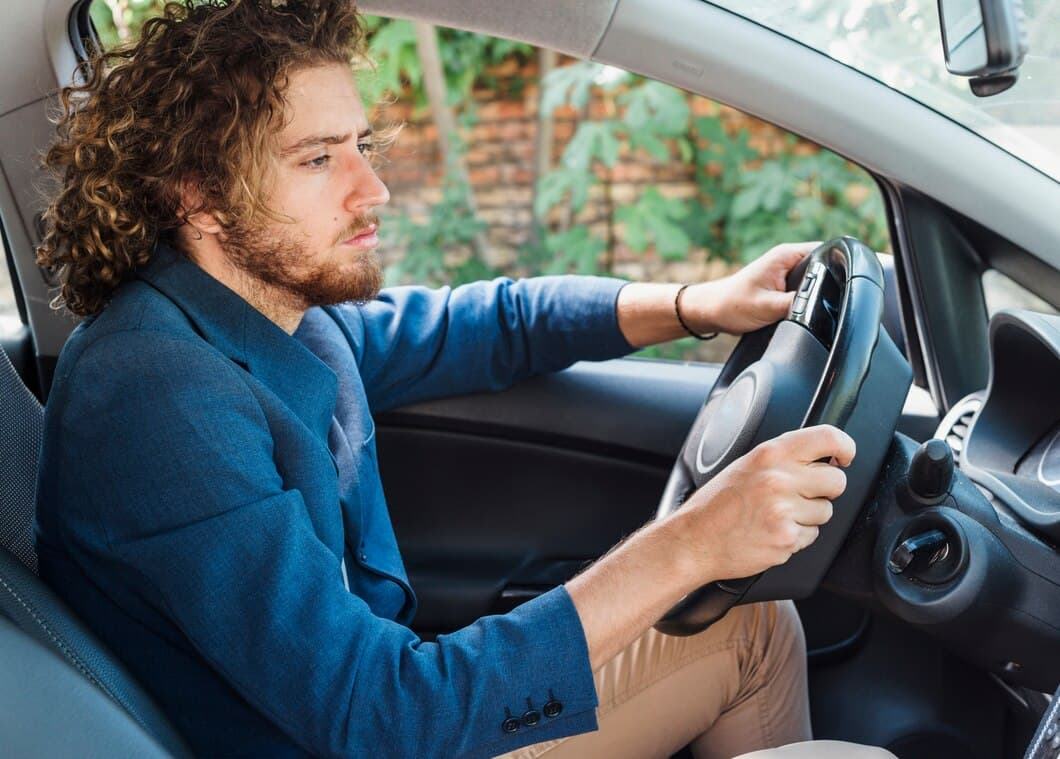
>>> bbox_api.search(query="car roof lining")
[359,0,620,59]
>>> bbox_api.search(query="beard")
[222,214,384,310]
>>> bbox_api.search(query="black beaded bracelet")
[675,284,719,341]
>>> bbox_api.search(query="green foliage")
[534,61,889,273]
[615,189,690,260]
[383,165,493,287]
[360,16,533,112]
[534,167,593,218]
[540,62,612,113]
[358,17,422,109]
[520,227,607,276]
[689,128,889,263]
[621,81,691,141]
[89,0,167,49]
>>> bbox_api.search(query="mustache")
[334,215,381,246]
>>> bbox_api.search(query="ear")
[177,180,224,237]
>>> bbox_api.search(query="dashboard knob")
[905,439,954,506]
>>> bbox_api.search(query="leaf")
[562,122,620,171]
[596,125,621,168]
[561,123,595,172]
[535,168,595,217]
[629,131,671,162]
[694,116,728,146]
[758,162,790,212]
[541,61,602,115]
[543,227,606,275]
[535,170,572,217]
[730,186,764,220]
[617,205,650,252]
[643,81,692,135]
[677,138,694,164]
[648,216,692,260]
[618,189,692,259]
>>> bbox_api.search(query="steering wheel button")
[791,294,809,315]
[800,274,816,293]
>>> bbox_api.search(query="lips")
[343,224,378,244]
[339,223,380,248]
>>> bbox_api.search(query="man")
[34,1,893,757]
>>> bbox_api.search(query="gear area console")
[822,428,1060,757]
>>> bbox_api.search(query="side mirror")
[937,0,1029,96]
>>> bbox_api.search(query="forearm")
[565,515,705,671]
[615,281,723,348]
[347,276,633,410]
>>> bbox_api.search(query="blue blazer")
[36,243,633,758]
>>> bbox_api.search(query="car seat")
[0,345,189,758]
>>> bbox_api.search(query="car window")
[88,4,892,365]
[362,20,892,364]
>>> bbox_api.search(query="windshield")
[704,0,1060,182]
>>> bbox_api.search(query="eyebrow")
[280,128,373,156]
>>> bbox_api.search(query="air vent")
[934,394,983,465]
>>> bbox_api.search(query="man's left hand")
[682,242,818,336]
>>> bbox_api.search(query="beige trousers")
[497,601,895,759]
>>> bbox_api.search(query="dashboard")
[1016,422,1060,494]
[956,309,1060,543]
[822,308,1060,692]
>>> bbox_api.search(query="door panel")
[378,360,707,636]
[381,428,665,634]
[377,357,940,645]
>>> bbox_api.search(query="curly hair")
[36,0,367,317]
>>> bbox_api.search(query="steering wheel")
[654,237,910,636]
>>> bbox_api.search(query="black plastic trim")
[883,184,991,412]
[378,359,722,464]
[878,179,930,391]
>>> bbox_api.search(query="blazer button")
[522,698,540,727]
[501,717,521,734]
[543,700,563,718]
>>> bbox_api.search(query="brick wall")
[372,59,804,287]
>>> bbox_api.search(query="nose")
[345,149,390,213]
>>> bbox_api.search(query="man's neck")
[227,267,306,335]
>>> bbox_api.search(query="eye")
[357,140,374,156]
[302,153,331,169]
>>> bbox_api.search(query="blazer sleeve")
[56,332,600,759]
[327,275,634,411]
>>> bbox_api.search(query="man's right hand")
[667,424,856,585]
[567,424,855,670]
